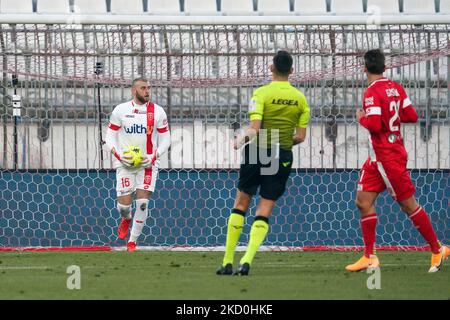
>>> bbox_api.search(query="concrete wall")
[1,122,449,169]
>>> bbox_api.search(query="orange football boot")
[428,245,450,273]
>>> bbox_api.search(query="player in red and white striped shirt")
[345,49,449,273]
[105,78,171,252]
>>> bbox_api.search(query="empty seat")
[330,0,364,14]
[294,0,327,14]
[221,0,255,15]
[0,0,34,13]
[366,0,399,14]
[403,0,435,14]
[110,0,144,14]
[37,0,70,13]
[184,0,217,15]
[258,0,291,15]
[148,0,180,14]
[441,0,450,13]
[73,0,107,13]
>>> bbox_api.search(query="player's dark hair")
[132,77,149,87]
[273,50,293,76]
[364,49,385,75]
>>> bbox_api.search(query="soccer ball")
[124,145,143,167]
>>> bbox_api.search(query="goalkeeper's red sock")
[361,213,377,258]
[409,206,440,254]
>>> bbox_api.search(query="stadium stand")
[0,0,442,16]
[257,0,292,15]
[36,0,70,13]
[73,0,107,13]
[221,0,256,15]
[441,0,450,13]
[148,0,181,14]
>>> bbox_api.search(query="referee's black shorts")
[237,144,293,201]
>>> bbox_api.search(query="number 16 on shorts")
[121,177,131,189]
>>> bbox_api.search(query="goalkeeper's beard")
[135,93,149,105]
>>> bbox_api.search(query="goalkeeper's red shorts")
[357,157,416,202]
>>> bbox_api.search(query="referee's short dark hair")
[273,50,293,76]
[364,49,385,75]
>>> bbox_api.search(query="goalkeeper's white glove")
[112,148,134,167]
[141,149,158,168]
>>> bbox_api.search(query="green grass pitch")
[0,251,449,300]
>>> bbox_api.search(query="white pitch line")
[259,263,428,267]
[72,263,430,270]
[260,262,428,266]
[0,264,430,272]
[192,263,429,268]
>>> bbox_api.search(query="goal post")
[0,15,448,251]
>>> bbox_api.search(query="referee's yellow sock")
[222,209,246,266]
[240,216,269,265]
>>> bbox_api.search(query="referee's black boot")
[216,263,233,275]
[233,263,250,276]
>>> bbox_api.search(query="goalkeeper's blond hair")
[132,77,149,87]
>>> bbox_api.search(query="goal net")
[0,21,448,251]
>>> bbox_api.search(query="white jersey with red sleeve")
[107,100,169,169]
[361,78,417,162]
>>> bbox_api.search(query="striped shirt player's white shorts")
[116,166,158,197]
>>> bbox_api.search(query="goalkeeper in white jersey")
[105,77,171,252]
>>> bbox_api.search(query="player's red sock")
[409,206,440,254]
[361,213,377,258]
